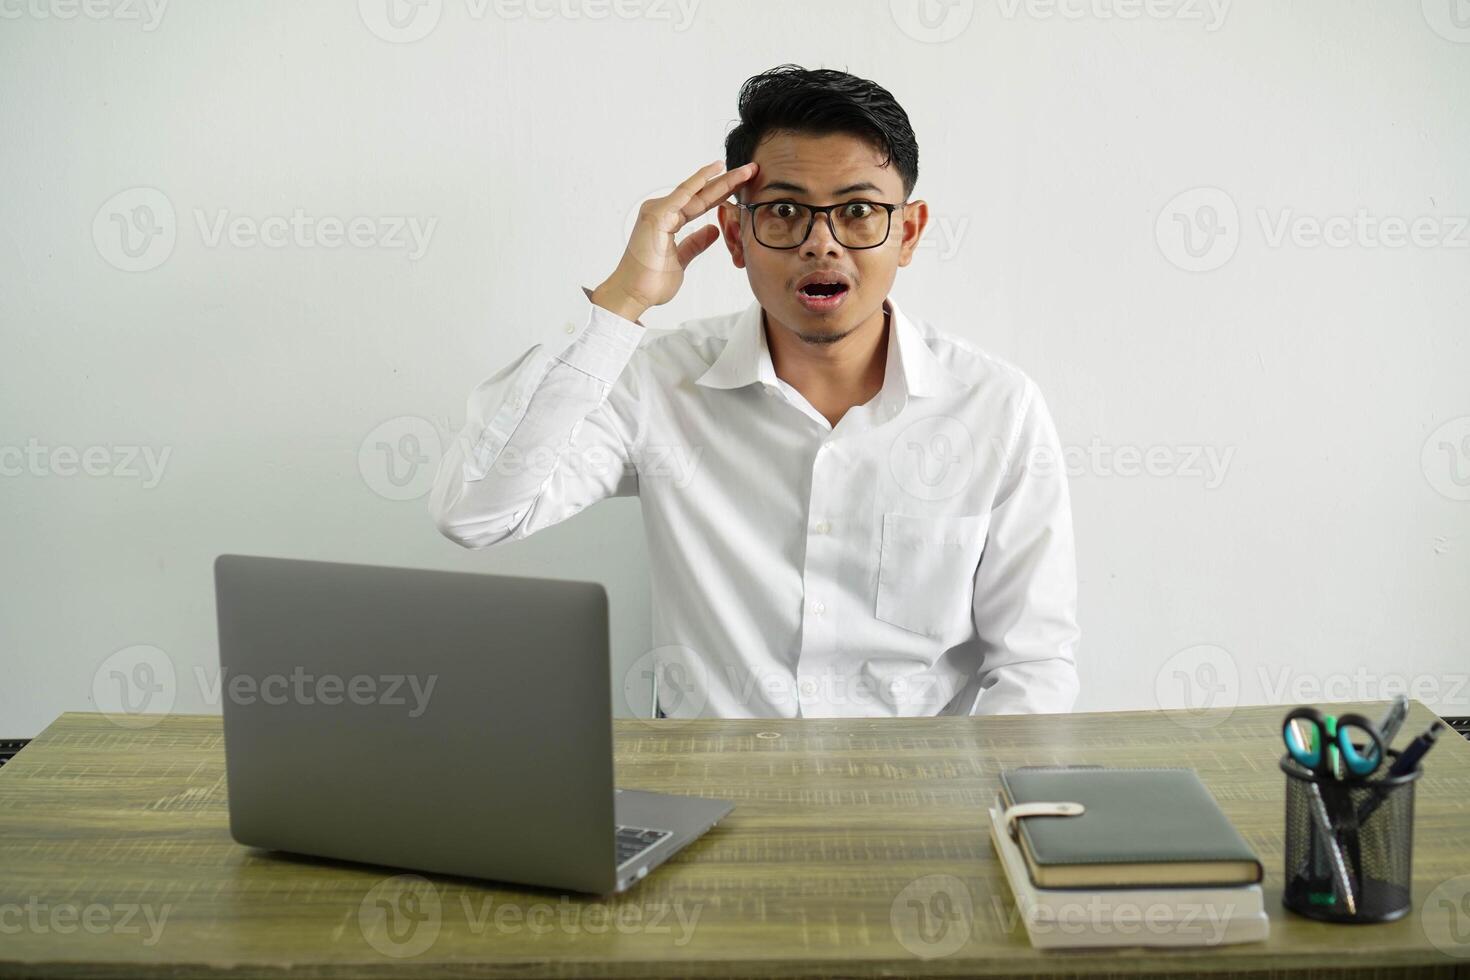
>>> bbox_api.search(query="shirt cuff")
[554,286,646,384]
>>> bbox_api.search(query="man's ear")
[718,201,746,269]
[895,199,930,269]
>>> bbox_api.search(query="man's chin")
[782,305,850,342]
[792,324,857,346]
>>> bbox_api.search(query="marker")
[1385,721,1444,778]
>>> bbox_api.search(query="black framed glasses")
[735,199,906,249]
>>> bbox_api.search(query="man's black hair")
[724,64,919,202]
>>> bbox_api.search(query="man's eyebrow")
[755,180,884,197]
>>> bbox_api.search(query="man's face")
[718,130,928,346]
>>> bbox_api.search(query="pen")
[1306,781,1356,914]
[1346,719,1440,828]
[1385,721,1444,778]
[1354,721,1443,826]
[1375,695,1410,748]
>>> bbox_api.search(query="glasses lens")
[832,201,890,248]
[751,202,891,248]
[752,202,811,248]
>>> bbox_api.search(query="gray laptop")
[213,554,733,895]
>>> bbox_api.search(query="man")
[429,65,1079,718]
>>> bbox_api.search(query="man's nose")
[801,213,844,258]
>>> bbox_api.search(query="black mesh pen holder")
[1280,752,1419,923]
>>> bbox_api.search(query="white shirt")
[429,288,1080,717]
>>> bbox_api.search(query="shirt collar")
[694,294,968,399]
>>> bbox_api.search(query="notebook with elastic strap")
[998,766,1263,889]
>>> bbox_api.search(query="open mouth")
[795,278,851,312]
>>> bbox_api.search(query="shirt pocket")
[876,511,991,638]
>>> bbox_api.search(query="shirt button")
[508,396,523,410]
[811,600,825,615]
[813,521,831,535]
[564,322,576,334]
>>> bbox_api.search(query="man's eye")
[771,203,800,218]
[843,202,874,219]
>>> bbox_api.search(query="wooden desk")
[1,702,1468,978]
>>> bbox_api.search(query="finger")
[680,163,758,224]
[665,160,727,207]
[663,162,756,229]
[637,163,724,242]
[674,224,721,268]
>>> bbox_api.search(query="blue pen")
[1386,721,1444,778]
[1355,720,1443,826]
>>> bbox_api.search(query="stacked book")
[988,767,1269,949]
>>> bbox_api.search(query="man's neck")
[765,302,889,428]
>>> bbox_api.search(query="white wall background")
[2,0,1467,738]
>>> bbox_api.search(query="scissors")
[1282,706,1385,780]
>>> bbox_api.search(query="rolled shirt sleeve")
[428,287,648,550]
